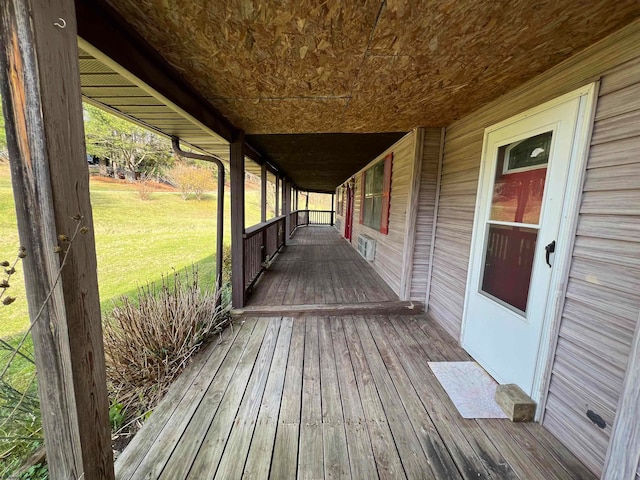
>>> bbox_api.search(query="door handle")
[545,240,556,267]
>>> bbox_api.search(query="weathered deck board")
[157,319,259,479]
[318,317,350,479]
[116,314,596,480]
[270,316,305,478]
[299,317,324,479]
[116,317,255,480]
[114,227,597,479]
[243,317,293,479]
[352,315,435,479]
[386,316,519,480]
[247,226,398,306]
[365,317,462,479]
[184,318,272,478]
[341,317,408,479]
[330,316,379,479]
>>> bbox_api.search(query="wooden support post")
[260,163,267,223]
[602,309,640,479]
[283,179,291,246]
[331,194,335,226]
[275,176,280,217]
[0,1,114,478]
[230,134,245,308]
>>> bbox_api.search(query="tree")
[83,104,172,177]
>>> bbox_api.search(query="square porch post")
[331,193,335,226]
[230,134,245,308]
[275,175,280,217]
[260,162,267,223]
[283,179,291,245]
[0,0,114,477]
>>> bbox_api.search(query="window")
[359,153,392,234]
[502,131,552,174]
[336,186,344,216]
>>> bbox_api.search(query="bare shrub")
[103,269,230,415]
[136,174,153,201]
[169,163,214,200]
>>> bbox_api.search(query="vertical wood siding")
[427,22,640,476]
[409,129,443,302]
[350,132,417,297]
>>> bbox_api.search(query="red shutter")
[359,172,365,224]
[380,153,393,234]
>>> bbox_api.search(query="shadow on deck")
[114,226,595,479]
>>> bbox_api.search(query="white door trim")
[460,83,599,417]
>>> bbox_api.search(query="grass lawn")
[0,163,262,337]
[0,160,333,474]
[0,162,263,473]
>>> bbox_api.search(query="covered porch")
[246,226,399,308]
[115,226,594,479]
[1,0,639,478]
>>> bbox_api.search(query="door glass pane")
[481,225,537,313]
[490,131,552,224]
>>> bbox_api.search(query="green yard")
[0,163,263,338]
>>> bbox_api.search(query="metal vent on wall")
[357,234,376,261]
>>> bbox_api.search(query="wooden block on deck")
[495,384,536,422]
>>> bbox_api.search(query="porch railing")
[290,209,335,229]
[289,210,298,235]
[243,215,286,291]
[243,210,335,297]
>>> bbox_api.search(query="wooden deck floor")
[115,314,596,480]
[247,226,398,306]
[115,227,595,479]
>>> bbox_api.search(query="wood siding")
[545,56,640,477]
[427,21,640,476]
[428,20,640,339]
[350,132,417,297]
[409,129,443,302]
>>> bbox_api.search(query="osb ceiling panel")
[209,97,348,133]
[105,0,640,134]
[246,133,406,191]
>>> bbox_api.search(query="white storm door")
[462,90,591,397]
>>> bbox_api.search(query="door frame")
[460,83,599,415]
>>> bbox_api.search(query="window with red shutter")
[359,153,393,234]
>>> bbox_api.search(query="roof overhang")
[75,0,640,192]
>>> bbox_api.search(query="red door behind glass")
[344,185,354,241]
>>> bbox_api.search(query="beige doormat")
[428,361,507,419]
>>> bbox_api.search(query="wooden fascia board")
[75,0,268,166]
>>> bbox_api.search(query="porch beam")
[0,0,114,478]
[260,163,267,223]
[230,134,245,308]
[602,308,640,479]
[74,0,265,164]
